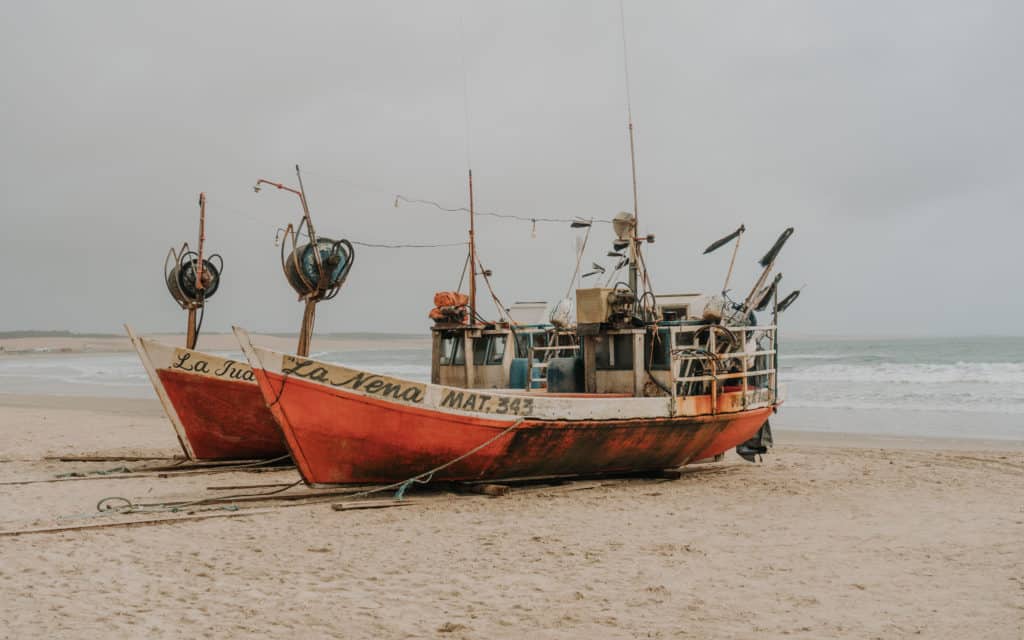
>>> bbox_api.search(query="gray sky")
[2,1,1022,336]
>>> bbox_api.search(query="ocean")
[2,336,1021,441]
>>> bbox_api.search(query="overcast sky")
[2,1,1021,337]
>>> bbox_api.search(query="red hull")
[257,369,771,484]
[157,369,287,460]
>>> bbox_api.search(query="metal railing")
[671,324,777,413]
[525,343,581,390]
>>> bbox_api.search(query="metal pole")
[297,299,316,357]
[722,230,743,294]
[468,169,477,325]
[186,308,197,350]
[294,165,325,281]
[196,193,206,293]
[627,122,640,295]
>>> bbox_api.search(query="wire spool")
[165,246,223,308]
[282,236,354,300]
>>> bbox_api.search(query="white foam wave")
[785,362,1024,385]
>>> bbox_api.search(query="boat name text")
[438,390,534,416]
[282,358,425,404]
[172,352,255,382]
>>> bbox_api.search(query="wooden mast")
[186,192,206,350]
[254,166,324,357]
[467,169,477,326]
[620,0,643,296]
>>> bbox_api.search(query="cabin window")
[595,334,635,370]
[488,335,507,364]
[515,333,532,358]
[645,330,670,371]
[675,332,696,347]
[533,333,549,360]
[515,332,547,360]
[439,334,458,365]
[473,336,489,365]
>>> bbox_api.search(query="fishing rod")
[739,227,794,318]
[703,224,745,295]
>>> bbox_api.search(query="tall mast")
[467,169,477,325]
[620,0,643,295]
[186,192,207,350]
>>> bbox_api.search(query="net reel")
[278,228,354,301]
[256,165,356,357]
[165,243,223,309]
[164,192,221,350]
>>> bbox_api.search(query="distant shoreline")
[0,332,431,356]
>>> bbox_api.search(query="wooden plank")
[331,499,419,512]
[457,483,511,496]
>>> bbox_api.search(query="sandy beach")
[1,391,1021,639]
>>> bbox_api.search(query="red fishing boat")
[234,322,777,484]
[126,329,286,460]
[232,96,798,484]
[129,168,355,460]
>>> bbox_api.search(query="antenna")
[619,0,644,296]
[458,10,478,326]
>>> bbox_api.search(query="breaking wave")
[783,362,1024,385]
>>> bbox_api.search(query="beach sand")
[1,393,1021,639]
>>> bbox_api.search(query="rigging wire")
[205,197,463,251]
[476,256,513,323]
[394,194,611,225]
[351,240,468,249]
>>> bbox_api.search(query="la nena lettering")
[282,358,424,404]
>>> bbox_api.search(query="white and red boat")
[234,317,780,485]
[127,328,287,460]
[128,169,355,461]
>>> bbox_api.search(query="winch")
[163,192,222,349]
[257,165,356,356]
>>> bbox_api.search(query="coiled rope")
[95,418,525,515]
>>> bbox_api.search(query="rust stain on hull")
[257,371,771,485]
[158,369,287,460]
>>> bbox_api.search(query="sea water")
[1,337,1020,440]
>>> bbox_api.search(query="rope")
[96,479,304,515]
[394,195,612,225]
[93,419,526,515]
[352,240,467,249]
[342,417,525,502]
[476,256,513,323]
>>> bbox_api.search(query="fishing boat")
[233,203,799,484]
[230,11,804,483]
[128,170,355,460]
[127,329,286,460]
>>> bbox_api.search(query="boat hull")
[127,328,287,461]
[235,330,773,485]
[259,370,770,483]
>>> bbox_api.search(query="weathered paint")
[129,332,287,461]
[255,370,770,484]
[233,330,773,485]
[157,368,286,460]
